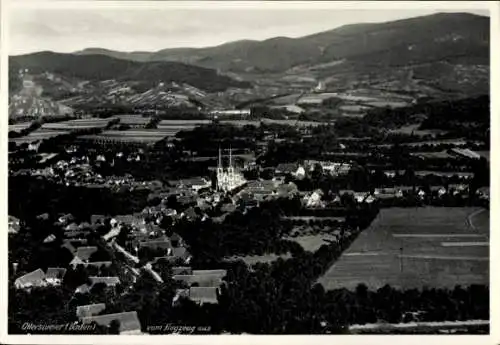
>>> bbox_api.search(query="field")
[224,253,292,265]
[285,234,340,252]
[410,151,454,159]
[10,129,71,145]
[364,100,409,108]
[41,118,111,130]
[79,129,169,144]
[111,114,150,126]
[317,207,489,290]
[220,119,329,127]
[389,124,448,137]
[158,119,211,126]
[376,138,475,149]
[9,122,32,132]
[157,119,210,135]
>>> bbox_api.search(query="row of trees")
[9,175,151,222]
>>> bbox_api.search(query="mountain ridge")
[69,12,489,73]
[9,51,251,93]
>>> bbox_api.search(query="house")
[275,163,299,175]
[8,216,20,234]
[188,286,219,305]
[192,269,227,279]
[81,311,142,334]
[172,266,193,275]
[65,223,79,232]
[70,246,99,267]
[172,274,224,288]
[476,187,490,200]
[374,188,405,198]
[43,234,57,243]
[113,215,145,229]
[176,177,211,192]
[430,186,447,197]
[14,269,46,289]
[305,189,324,208]
[89,276,121,287]
[172,287,220,306]
[139,239,172,250]
[58,214,75,226]
[353,192,368,203]
[364,195,376,203]
[449,184,469,195]
[76,276,121,294]
[76,303,106,319]
[293,166,306,179]
[45,268,66,285]
[81,261,112,268]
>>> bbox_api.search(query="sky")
[8,3,490,55]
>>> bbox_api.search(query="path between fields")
[349,319,489,330]
[467,208,486,231]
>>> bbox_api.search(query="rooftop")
[45,267,67,280]
[188,287,219,304]
[82,311,141,334]
[76,303,106,319]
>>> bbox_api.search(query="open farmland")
[220,119,330,127]
[224,253,292,265]
[9,122,32,133]
[41,117,112,130]
[389,124,448,137]
[78,129,169,145]
[317,207,489,291]
[375,138,481,149]
[9,129,71,145]
[111,114,150,126]
[364,100,409,108]
[157,119,210,134]
[410,151,455,159]
[285,234,340,252]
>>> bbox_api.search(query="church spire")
[218,146,222,169]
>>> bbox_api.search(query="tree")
[108,319,121,334]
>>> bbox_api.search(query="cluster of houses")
[299,183,477,209]
[14,268,67,289]
[172,269,227,306]
[17,153,156,191]
[274,160,352,180]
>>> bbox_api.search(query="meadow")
[224,253,292,266]
[9,122,32,133]
[285,234,340,252]
[10,129,71,145]
[41,118,111,130]
[317,207,489,290]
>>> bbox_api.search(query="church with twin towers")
[216,146,247,193]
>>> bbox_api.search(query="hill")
[75,12,489,73]
[9,52,251,93]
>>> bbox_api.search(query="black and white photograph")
[3,0,496,340]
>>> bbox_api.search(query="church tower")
[217,147,224,191]
[227,146,234,180]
